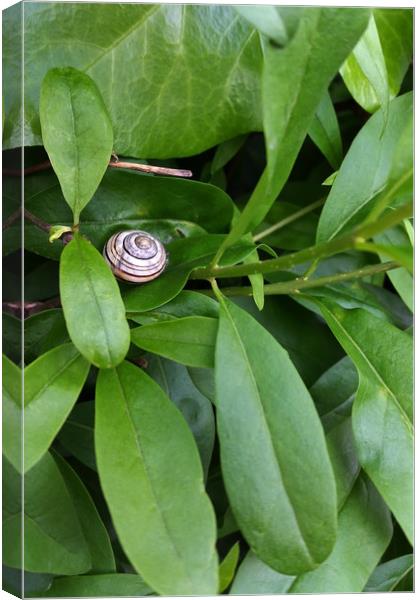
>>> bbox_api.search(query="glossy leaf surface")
[95,361,218,595]
[317,92,412,242]
[60,234,130,368]
[8,4,262,157]
[131,316,218,368]
[58,402,96,471]
[24,343,90,473]
[39,68,113,223]
[215,297,337,574]
[318,301,413,543]
[231,476,392,594]
[364,554,413,592]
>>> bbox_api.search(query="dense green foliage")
[2,3,413,597]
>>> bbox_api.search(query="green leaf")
[375,226,413,312]
[215,296,337,574]
[308,91,343,169]
[42,574,153,597]
[24,343,90,473]
[147,356,215,478]
[3,312,21,363]
[325,418,360,510]
[235,6,287,46]
[3,453,91,575]
[58,402,96,471]
[316,92,412,243]
[123,235,255,314]
[364,554,413,592]
[19,170,234,260]
[3,567,53,598]
[131,316,218,368]
[340,15,389,114]
[317,301,413,543]
[95,361,218,595]
[39,67,113,224]
[24,309,70,363]
[128,290,219,325]
[231,475,392,594]
[310,356,358,419]
[8,4,262,157]
[60,233,130,368]
[3,354,21,472]
[216,8,370,255]
[219,542,240,593]
[54,453,116,574]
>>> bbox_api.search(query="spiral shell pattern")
[103,230,167,283]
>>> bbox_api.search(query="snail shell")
[103,230,167,283]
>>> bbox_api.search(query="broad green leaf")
[24,343,90,473]
[364,554,413,592]
[232,296,343,387]
[308,91,343,169]
[131,316,218,368]
[235,6,287,46]
[24,309,69,363]
[42,574,153,597]
[231,476,392,594]
[340,15,389,114]
[8,4,262,156]
[95,361,218,595]
[188,367,215,404]
[128,290,219,325]
[219,542,240,593]
[54,453,115,573]
[16,170,234,260]
[60,234,130,368]
[343,9,413,112]
[217,8,369,255]
[317,92,412,242]
[215,297,337,574]
[325,418,360,509]
[3,453,91,575]
[3,355,21,472]
[123,235,255,314]
[318,302,413,543]
[147,356,215,478]
[39,67,113,224]
[374,9,413,97]
[58,402,96,471]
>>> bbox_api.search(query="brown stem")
[3,158,193,178]
[23,209,50,233]
[3,297,61,318]
[2,208,22,230]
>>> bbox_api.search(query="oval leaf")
[95,361,218,595]
[39,67,113,224]
[60,233,130,368]
[317,301,413,543]
[24,343,90,473]
[215,297,337,574]
[131,317,218,368]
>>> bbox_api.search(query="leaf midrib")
[220,300,316,564]
[323,307,413,435]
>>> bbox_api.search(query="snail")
[103,230,167,283]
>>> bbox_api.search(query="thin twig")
[2,208,22,230]
[199,261,400,299]
[23,209,50,233]
[3,297,61,318]
[3,158,193,178]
